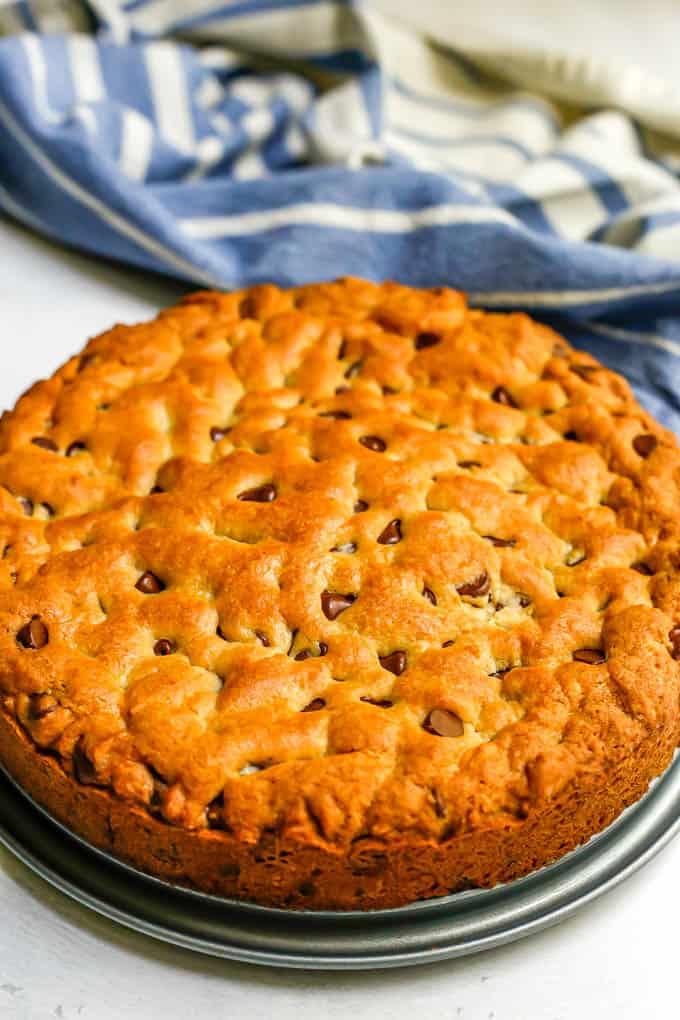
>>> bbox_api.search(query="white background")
[3,1,680,1015]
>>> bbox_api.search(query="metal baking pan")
[1,757,679,969]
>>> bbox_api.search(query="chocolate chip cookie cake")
[0,278,679,911]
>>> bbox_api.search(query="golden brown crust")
[1,703,677,910]
[0,278,679,910]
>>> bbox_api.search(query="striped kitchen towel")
[1,0,680,430]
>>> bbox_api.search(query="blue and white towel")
[1,0,679,432]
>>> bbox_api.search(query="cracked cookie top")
[0,278,679,848]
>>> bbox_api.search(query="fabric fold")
[0,0,679,430]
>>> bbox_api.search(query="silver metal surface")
[1,758,679,969]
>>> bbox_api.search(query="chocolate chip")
[321,591,356,620]
[632,562,653,575]
[294,642,327,661]
[31,436,58,452]
[484,536,516,548]
[414,332,440,350]
[423,586,437,605]
[377,518,402,545]
[331,542,357,553]
[17,616,48,649]
[633,434,658,458]
[360,697,393,708]
[26,694,58,721]
[18,497,33,516]
[456,572,490,598]
[359,435,386,452]
[237,482,277,502]
[254,630,270,646]
[424,708,464,737]
[382,385,398,395]
[210,426,231,441]
[239,295,257,319]
[154,638,175,656]
[348,839,388,876]
[571,364,598,380]
[379,650,407,675]
[517,593,532,608]
[150,485,163,495]
[564,431,579,441]
[458,460,481,469]
[319,410,351,420]
[492,386,517,408]
[135,571,165,594]
[216,624,228,641]
[66,441,86,457]
[345,361,362,379]
[669,626,680,659]
[73,737,99,785]
[41,503,55,518]
[78,353,96,372]
[337,340,348,360]
[301,698,326,712]
[573,648,606,665]
[442,639,455,648]
[207,797,225,828]
[353,499,369,513]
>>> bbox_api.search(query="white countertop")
[1,217,679,1020]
